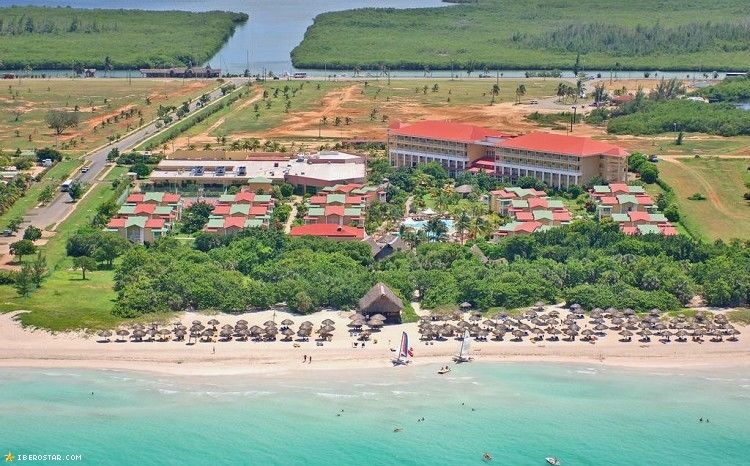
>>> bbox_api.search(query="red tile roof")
[609,183,630,193]
[600,196,618,205]
[223,217,245,229]
[515,212,534,222]
[107,218,126,228]
[499,132,628,158]
[621,226,638,235]
[212,205,231,216]
[162,193,181,203]
[628,211,653,222]
[553,211,572,222]
[389,120,510,143]
[325,205,345,217]
[345,196,364,205]
[235,192,255,203]
[290,224,365,239]
[636,195,654,205]
[145,218,165,229]
[126,193,144,203]
[249,205,268,216]
[134,204,156,215]
[516,221,543,233]
[660,225,679,236]
[309,195,327,205]
[528,198,548,209]
[331,183,363,193]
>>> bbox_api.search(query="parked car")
[649,155,659,162]
[2,229,13,237]
[80,166,90,173]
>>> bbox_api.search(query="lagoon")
[1,363,749,465]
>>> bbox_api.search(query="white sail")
[460,330,470,359]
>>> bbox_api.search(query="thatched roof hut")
[358,282,404,324]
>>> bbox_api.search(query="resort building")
[589,184,675,235]
[493,221,548,238]
[387,120,509,176]
[106,217,170,244]
[494,132,628,188]
[289,224,366,241]
[489,187,548,215]
[202,189,275,234]
[150,151,366,192]
[388,121,629,187]
[321,183,386,204]
[304,193,366,228]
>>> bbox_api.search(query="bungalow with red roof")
[304,192,366,227]
[489,187,548,214]
[494,132,628,188]
[493,221,547,238]
[590,184,656,218]
[388,120,510,176]
[106,217,169,244]
[321,184,386,204]
[289,224,366,241]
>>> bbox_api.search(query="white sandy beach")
[1,307,749,376]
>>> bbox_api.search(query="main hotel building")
[388,121,628,188]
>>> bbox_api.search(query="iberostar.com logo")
[5,451,13,462]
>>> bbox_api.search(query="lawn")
[0,159,79,229]
[657,157,750,240]
[1,78,216,151]
[0,7,247,70]
[0,165,133,330]
[621,135,750,158]
[292,0,750,71]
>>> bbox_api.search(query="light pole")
[570,106,577,133]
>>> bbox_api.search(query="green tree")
[10,239,36,262]
[425,217,448,241]
[45,110,80,135]
[515,84,526,104]
[68,181,84,201]
[180,201,214,233]
[23,225,42,242]
[455,210,471,244]
[93,233,130,267]
[30,252,47,287]
[14,263,34,297]
[38,185,55,205]
[73,255,97,280]
[639,163,659,183]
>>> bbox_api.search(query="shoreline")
[2,308,748,377]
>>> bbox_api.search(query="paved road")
[5,78,249,242]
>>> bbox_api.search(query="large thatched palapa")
[359,283,404,324]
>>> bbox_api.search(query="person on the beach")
[699,418,703,422]
[309,356,312,364]
[303,355,307,363]
[212,346,215,354]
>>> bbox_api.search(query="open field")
[1,78,216,151]
[174,78,563,148]
[0,7,247,70]
[292,0,750,71]
[657,157,750,240]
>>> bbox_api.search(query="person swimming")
[393,427,402,432]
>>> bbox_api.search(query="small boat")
[437,367,451,375]
[546,457,560,465]
[483,452,493,461]
[453,330,473,363]
[392,332,411,366]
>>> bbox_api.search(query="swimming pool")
[401,218,455,232]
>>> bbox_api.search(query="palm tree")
[425,217,448,242]
[456,211,471,244]
[491,84,500,97]
[515,84,526,104]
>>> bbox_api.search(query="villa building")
[106,217,170,244]
[304,193,367,227]
[589,184,677,236]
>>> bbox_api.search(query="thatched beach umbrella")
[131,329,145,342]
[349,313,365,321]
[97,330,112,342]
[618,329,633,341]
[174,329,186,341]
[460,302,472,310]
[115,329,129,342]
[158,328,171,341]
[281,319,294,326]
[280,328,295,341]
[512,329,525,341]
[192,320,202,325]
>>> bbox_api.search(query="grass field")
[0,7,247,70]
[1,78,216,151]
[657,157,750,240]
[0,165,130,330]
[292,0,750,71]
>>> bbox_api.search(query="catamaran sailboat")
[392,331,411,366]
[453,330,473,363]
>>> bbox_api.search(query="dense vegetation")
[607,99,750,136]
[111,221,750,318]
[698,76,750,102]
[0,7,248,70]
[291,0,750,71]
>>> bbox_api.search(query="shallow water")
[1,363,749,465]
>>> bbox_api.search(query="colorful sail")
[398,332,409,361]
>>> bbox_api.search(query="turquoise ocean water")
[1,363,749,465]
